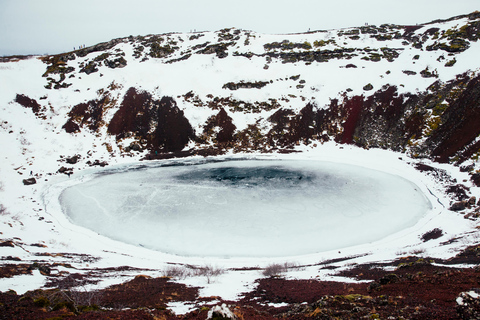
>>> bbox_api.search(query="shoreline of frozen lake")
[58,159,431,258]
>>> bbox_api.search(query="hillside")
[2,11,480,319]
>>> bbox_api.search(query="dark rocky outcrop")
[65,155,81,164]
[104,56,127,68]
[457,289,480,319]
[57,167,73,175]
[363,83,374,91]
[149,43,176,58]
[337,86,424,151]
[222,81,269,90]
[75,38,125,58]
[15,94,41,116]
[86,159,108,167]
[471,173,480,187]
[267,74,479,163]
[107,88,195,152]
[28,12,480,165]
[425,75,480,162]
[450,201,467,211]
[22,178,36,185]
[63,96,110,133]
[53,69,480,165]
[79,61,98,75]
[265,104,317,149]
[266,47,357,64]
[267,108,297,148]
[197,42,234,58]
[446,184,470,201]
[421,228,443,242]
[264,40,313,51]
[203,108,236,144]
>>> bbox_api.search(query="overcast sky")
[0,0,478,56]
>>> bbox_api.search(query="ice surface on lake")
[59,160,431,257]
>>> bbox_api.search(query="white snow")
[167,301,198,315]
[0,270,46,295]
[468,290,480,299]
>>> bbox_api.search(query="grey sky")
[0,0,478,56]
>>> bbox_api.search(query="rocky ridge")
[10,11,480,168]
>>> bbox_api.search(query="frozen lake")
[60,159,431,257]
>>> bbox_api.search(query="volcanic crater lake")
[59,159,431,257]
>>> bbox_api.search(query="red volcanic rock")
[108,87,195,152]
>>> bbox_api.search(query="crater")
[59,159,431,257]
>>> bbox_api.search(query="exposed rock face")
[107,88,195,152]
[266,73,480,163]
[472,173,480,187]
[267,108,297,148]
[197,42,233,58]
[75,38,126,58]
[24,67,480,165]
[203,108,236,144]
[74,71,471,161]
[63,97,110,133]
[222,81,269,90]
[268,104,316,148]
[14,11,480,167]
[335,86,424,151]
[104,56,127,69]
[15,94,41,116]
[426,75,480,163]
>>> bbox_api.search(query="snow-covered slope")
[2,11,480,306]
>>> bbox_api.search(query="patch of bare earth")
[2,245,480,318]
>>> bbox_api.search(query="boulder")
[363,83,373,91]
[57,167,73,176]
[450,201,467,211]
[66,154,81,164]
[22,178,36,185]
[468,196,477,207]
[207,304,237,320]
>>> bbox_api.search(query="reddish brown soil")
[100,275,199,309]
[3,247,480,319]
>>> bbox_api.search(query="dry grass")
[262,262,301,277]
[0,204,7,215]
[162,264,225,283]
